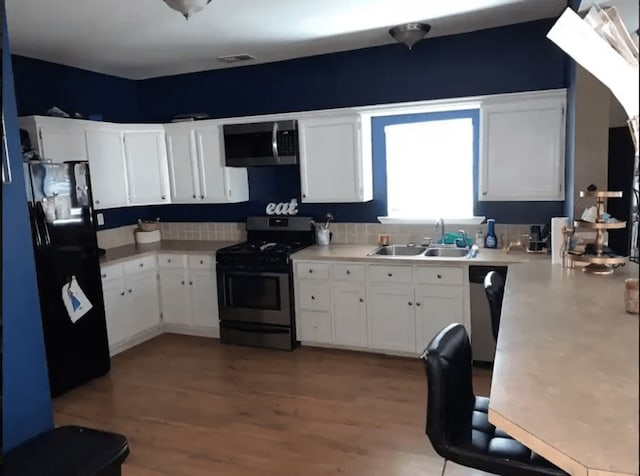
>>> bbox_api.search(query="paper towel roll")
[551,217,569,265]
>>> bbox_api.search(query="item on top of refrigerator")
[46,106,70,118]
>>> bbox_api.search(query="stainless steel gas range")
[216,216,315,350]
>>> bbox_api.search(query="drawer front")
[415,266,464,286]
[157,253,186,268]
[298,281,330,311]
[297,311,332,344]
[296,262,329,280]
[100,263,123,281]
[330,263,365,282]
[368,265,413,284]
[188,254,214,270]
[123,254,157,274]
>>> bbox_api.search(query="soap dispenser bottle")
[485,219,498,249]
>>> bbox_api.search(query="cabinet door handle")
[437,274,442,279]
[308,269,313,274]
[200,260,204,264]
[388,273,393,277]
[168,259,172,263]
[416,302,421,307]
[359,298,364,303]
[161,195,166,200]
[102,273,107,278]
[201,195,205,200]
[120,291,125,296]
[482,191,487,196]
[311,295,315,300]
[139,263,144,267]
[189,281,193,285]
[181,280,185,285]
[95,199,101,205]
[303,194,307,198]
[346,270,351,275]
[193,195,196,199]
[408,302,413,306]
[128,289,133,294]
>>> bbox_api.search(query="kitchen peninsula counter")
[100,240,236,266]
[490,259,639,476]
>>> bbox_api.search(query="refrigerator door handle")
[29,203,44,249]
[35,201,51,247]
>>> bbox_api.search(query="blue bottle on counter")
[485,219,497,249]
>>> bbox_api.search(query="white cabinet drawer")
[188,254,214,270]
[330,263,365,282]
[298,311,332,344]
[100,263,123,281]
[298,281,330,311]
[123,254,157,274]
[415,266,464,286]
[157,253,185,268]
[368,265,413,284]
[296,262,329,280]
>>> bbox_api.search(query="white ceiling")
[6,0,566,80]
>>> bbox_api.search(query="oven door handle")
[221,322,290,334]
[217,269,287,279]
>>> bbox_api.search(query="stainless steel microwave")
[223,120,298,167]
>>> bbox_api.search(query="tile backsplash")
[98,221,534,249]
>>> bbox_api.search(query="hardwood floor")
[53,335,492,476]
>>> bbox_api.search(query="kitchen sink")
[423,248,469,258]
[367,244,428,256]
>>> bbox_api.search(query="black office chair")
[484,271,505,342]
[420,324,568,476]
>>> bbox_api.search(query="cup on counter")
[378,234,391,246]
[625,279,639,314]
[316,228,331,246]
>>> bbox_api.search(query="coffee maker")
[528,224,550,253]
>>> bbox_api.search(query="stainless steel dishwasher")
[468,266,508,363]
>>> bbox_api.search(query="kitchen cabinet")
[101,255,161,355]
[294,259,468,356]
[158,253,219,333]
[85,126,128,209]
[332,281,367,347]
[123,128,171,205]
[164,123,248,204]
[368,285,416,353]
[479,91,566,201]
[415,285,464,352]
[298,114,373,203]
[19,116,88,163]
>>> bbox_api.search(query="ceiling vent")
[217,54,257,64]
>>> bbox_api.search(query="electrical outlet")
[97,213,104,226]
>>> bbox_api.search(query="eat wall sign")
[266,198,299,216]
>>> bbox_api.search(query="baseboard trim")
[109,326,164,356]
[163,324,220,338]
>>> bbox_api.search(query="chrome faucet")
[458,229,469,249]
[435,218,445,243]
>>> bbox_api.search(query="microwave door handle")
[271,122,279,160]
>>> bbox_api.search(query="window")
[377,109,479,221]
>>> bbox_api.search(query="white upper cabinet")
[298,114,373,203]
[85,126,129,210]
[164,122,248,204]
[479,91,566,201]
[122,127,171,206]
[19,116,88,163]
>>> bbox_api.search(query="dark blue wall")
[12,55,141,123]
[2,11,54,451]
[138,19,566,122]
[11,18,569,229]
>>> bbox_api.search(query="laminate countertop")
[489,259,639,476]
[100,240,237,266]
[291,244,531,265]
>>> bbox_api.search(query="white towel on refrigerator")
[61,276,93,323]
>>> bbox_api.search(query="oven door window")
[225,273,281,310]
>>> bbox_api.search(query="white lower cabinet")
[368,286,416,353]
[101,257,161,355]
[294,260,468,355]
[415,286,464,352]
[332,282,367,347]
[158,253,219,332]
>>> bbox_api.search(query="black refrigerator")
[24,160,110,398]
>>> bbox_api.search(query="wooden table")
[489,259,639,476]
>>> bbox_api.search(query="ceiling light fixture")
[388,23,431,50]
[162,0,212,20]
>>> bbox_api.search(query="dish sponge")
[437,232,473,247]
